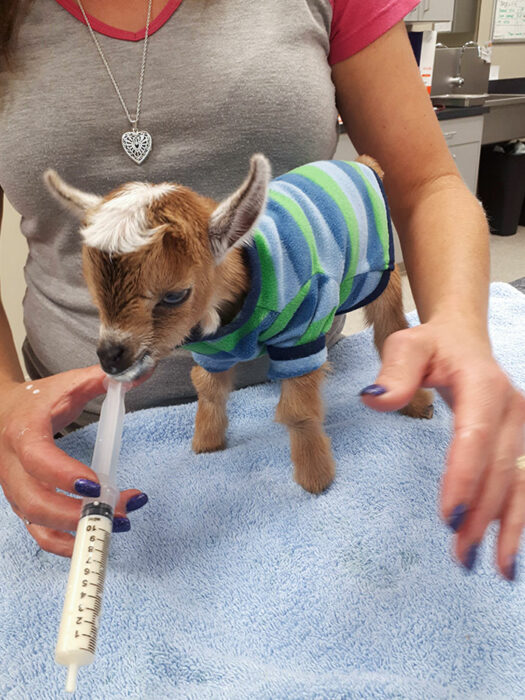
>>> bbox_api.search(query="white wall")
[0,199,27,366]
[478,0,525,78]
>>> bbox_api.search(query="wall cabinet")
[405,7,421,22]
[406,0,455,23]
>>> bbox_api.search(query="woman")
[0,0,523,578]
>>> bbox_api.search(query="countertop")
[337,104,489,134]
[435,105,489,121]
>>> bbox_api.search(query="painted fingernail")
[506,555,518,582]
[463,544,478,571]
[359,384,387,397]
[448,504,468,532]
[74,478,101,497]
[112,517,131,533]
[126,493,148,513]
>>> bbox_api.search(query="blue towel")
[1,282,524,699]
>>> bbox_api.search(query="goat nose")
[97,343,130,375]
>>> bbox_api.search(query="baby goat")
[45,155,432,494]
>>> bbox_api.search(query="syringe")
[55,378,130,693]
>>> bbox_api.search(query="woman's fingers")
[452,391,524,574]
[0,367,151,557]
[48,365,107,433]
[440,368,507,526]
[497,467,525,580]
[357,319,524,580]
[12,487,149,558]
[115,489,148,519]
[11,422,101,495]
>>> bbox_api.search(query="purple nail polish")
[506,556,518,582]
[126,493,148,513]
[112,517,131,533]
[359,384,387,397]
[464,544,478,571]
[74,478,101,497]
[448,504,468,533]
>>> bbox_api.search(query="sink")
[483,93,525,106]
[432,93,525,108]
[431,93,489,107]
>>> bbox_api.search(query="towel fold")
[1,282,524,699]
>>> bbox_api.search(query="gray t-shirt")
[0,0,345,422]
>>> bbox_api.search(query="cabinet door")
[449,142,482,194]
[405,4,421,21]
[421,0,454,22]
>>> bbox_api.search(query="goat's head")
[44,155,271,381]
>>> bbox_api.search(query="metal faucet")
[449,42,481,89]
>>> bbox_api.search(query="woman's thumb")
[359,328,430,412]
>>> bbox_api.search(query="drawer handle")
[444,131,457,139]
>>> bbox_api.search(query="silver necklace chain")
[76,0,154,163]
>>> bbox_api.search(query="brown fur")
[80,155,433,494]
[191,366,235,453]
[275,364,335,493]
[82,187,250,363]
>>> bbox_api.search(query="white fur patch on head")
[81,182,177,254]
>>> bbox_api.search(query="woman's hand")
[360,317,525,581]
[0,365,148,557]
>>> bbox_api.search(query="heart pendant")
[121,129,152,164]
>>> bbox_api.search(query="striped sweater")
[185,160,394,379]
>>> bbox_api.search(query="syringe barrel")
[55,377,130,692]
[55,504,113,691]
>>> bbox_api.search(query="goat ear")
[208,154,271,262]
[43,169,102,219]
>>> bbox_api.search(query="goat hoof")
[400,388,434,419]
[294,460,335,495]
[192,435,226,453]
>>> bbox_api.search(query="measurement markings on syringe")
[73,520,111,651]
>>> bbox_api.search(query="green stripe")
[347,162,390,264]
[187,307,270,355]
[259,279,312,342]
[253,231,278,310]
[186,232,277,356]
[292,164,360,305]
[268,190,324,277]
[295,306,337,345]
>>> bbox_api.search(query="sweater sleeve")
[328,0,420,65]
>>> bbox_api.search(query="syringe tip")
[66,663,78,693]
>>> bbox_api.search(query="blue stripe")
[313,161,371,277]
[278,173,348,259]
[267,336,325,361]
[267,346,328,380]
[337,269,392,315]
[337,161,388,273]
[262,195,310,308]
[369,168,395,268]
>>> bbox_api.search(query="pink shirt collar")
[54,0,184,41]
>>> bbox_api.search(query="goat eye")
[160,289,191,306]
